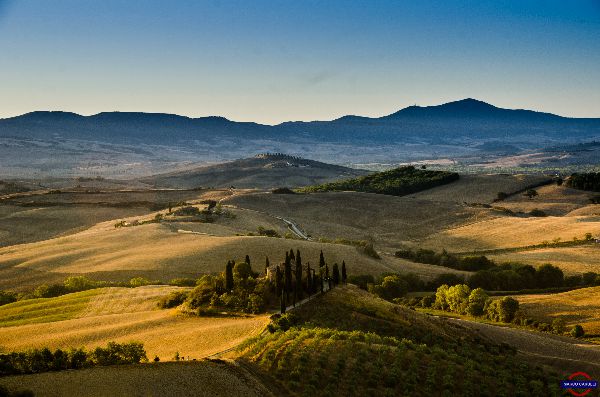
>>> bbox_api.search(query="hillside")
[0,286,269,360]
[238,285,569,395]
[298,166,459,196]
[141,154,368,189]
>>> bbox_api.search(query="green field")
[0,289,103,327]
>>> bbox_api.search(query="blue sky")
[0,0,599,124]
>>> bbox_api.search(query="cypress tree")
[225,260,234,291]
[275,265,283,297]
[284,253,292,303]
[289,249,295,261]
[332,263,340,286]
[320,274,324,293]
[341,261,347,284]
[319,250,325,268]
[280,290,286,314]
[245,255,251,265]
[306,262,312,295]
[295,250,303,300]
[265,256,270,276]
[325,264,330,279]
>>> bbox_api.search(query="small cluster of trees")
[300,166,460,196]
[180,250,348,315]
[395,249,494,271]
[0,342,146,376]
[424,284,519,322]
[567,172,600,192]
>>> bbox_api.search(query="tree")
[434,284,450,310]
[332,263,340,286]
[265,256,270,276]
[284,253,292,303]
[551,318,566,334]
[570,324,585,338]
[486,297,519,323]
[305,262,312,295]
[280,290,286,314]
[289,249,295,261]
[295,250,303,300]
[341,261,347,284]
[536,264,564,288]
[319,250,325,268]
[225,261,234,291]
[446,284,471,313]
[524,189,538,199]
[466,288,488,316]
[233,261,252,280]
[245,255,251,266]
[275,265,283,297]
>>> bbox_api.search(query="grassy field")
[410,173,551,203]
[488,245,600,275]
[0,360,275,397]
[514,286,600,336]
[0,206,472,291]
[0,286,269,360]
[0,288,104,327]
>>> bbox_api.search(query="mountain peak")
[386,98,501,119]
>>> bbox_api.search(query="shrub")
[485,297,519,323]
[347,275,375,290]
[63,276,100,292]
[157,291,188,308]
[0,290,17,306]
[168,278,197,287]
[272,187,296,194]
[528,209,547,217]
[129,277,152,287]
[551,318,566,334]
[33,284,68,298]
[466,288,488,316]
[570,324,585,338]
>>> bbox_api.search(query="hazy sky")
[0,0,599,124]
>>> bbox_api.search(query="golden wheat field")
[488,245,600,274]
[421,214,600,252]
[514,287,600,335]
[0,286,269,360]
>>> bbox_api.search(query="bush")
[347,275,375,290]
[0,290,17,306]
[63,276,100,292]
[485,297,519,323]
[528,209,547,217]
[551,318,566,334]
[129,277,152,287]
[466,288,488,316]
[272,187,296,194]
[168,278,196,287]
[157,291,188,308]
[570,324,585,338]
[33,284,68,298]
[257,226,281,237]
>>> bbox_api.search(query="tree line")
[0,342,146,377]
[566,172,600,192]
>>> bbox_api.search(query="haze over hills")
[1,98,599,178]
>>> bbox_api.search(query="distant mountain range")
[2,98,599,145]
[1,99,599,178]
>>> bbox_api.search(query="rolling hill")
[141,154,368,189]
